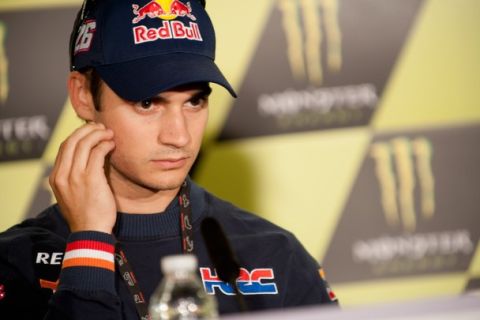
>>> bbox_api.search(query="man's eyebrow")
[150,86,212,104]
[191,86,212,100]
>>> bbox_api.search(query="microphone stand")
[201,217,248,312]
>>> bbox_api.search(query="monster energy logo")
[371,137,435,233]
[352,230,474,264]
[349,136,476,274]
[0,21,8,105]
[257,83,377,129]
[0,116,50,159]
[255,1,379,131]
[278,0,341,85]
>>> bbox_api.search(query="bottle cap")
[161,254,198,274]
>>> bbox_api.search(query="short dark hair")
[82,68,103,111]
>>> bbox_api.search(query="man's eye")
[186,97,205,108]
[140,99,152,109]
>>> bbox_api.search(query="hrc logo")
[200,267,278,295]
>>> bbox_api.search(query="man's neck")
[107,169,183,214]
[114,187,180,214]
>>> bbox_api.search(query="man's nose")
[158,107,190,148]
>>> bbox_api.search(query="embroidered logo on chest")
[200,267,278,295]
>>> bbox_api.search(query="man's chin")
[108,160,190,193]
[140,173,188,192]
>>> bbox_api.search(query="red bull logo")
[133,21,202,44]
[131,0,202,44]
[132,0,196,24]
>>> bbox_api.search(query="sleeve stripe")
[64,249,114,262]
[66,240,115,253]
[62,257,115,272]
[39,278,59,291]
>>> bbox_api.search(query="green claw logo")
[278,0,342,85]
[371,137,435,233]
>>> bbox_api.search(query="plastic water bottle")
[149,254,218,320]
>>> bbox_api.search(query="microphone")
[200,217,247,312]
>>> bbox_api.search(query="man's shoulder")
[0,206,68,299]
[201,187,299,247]
[0,204,68,248]
[200,188,325,299]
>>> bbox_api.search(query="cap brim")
[95,53,237,101]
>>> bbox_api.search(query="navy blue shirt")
[0,181,337,319]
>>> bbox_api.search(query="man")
[0,0,337,318]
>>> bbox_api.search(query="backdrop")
[0,0,479,307]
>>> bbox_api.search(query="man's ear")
[68,71,96,121]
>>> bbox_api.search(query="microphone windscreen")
[200,217,240,284]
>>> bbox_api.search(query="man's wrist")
[58,231,116,293]
[69,223,114,234]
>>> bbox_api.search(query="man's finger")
[86,140,116,176]
[53,123,105,185]
[70,128,114,174]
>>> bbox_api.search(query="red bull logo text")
[133,21,202,44]
[200,267,279,295]
[132,0,201,44]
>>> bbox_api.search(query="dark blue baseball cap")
[70,0,236,101]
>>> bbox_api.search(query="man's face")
[94,82,210,195]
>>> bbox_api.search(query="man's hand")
[49,123,116,234]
